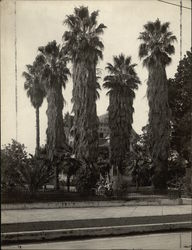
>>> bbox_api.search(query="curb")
[2,198,190,210]
[2,221,192,244]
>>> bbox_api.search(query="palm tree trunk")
[35,107,40,156]
[148,65,170,191]
[46,83,69,190]
[72,61,99,162]
[54,163,59,190]
[109,92,132,173]
[67,175,70,192]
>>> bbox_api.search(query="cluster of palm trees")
[23,6,176,191]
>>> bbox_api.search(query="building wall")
[64,113,138,153]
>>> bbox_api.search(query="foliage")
[18,154,53,194]
[1,141,53,194]
[118,180,130,196]
[74,159,99,195]
[126,126,153,187]
[103,54,140,173]
[38,41,70,94]
[63,6,106,162]
[167,150,186,189]
[168,49,192,164]
[96,180,113,197]
[23,60,46,110]
[138,19,177,68]
[138,19,176,190]
[63,6,106,64]
[97,157,110,179]
[60,156,80,177]
[1,140,28,190]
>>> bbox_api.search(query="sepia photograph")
[1,0,192,249]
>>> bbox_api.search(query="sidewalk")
[2,205,192,244]
[2,205,192,224]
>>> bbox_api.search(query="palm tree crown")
[103,54,140,172]
[23,61,46,109]
[103,54,140,97]
[38,40,70,92]
[63,6,106,63]
[138,19,177,68]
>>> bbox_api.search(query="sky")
[1,0,191,154]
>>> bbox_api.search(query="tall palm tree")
[38,40,71,189]
[62,6,106,163]
[23,59,46,155]
[138,19,176,190]
[103,54,140,180]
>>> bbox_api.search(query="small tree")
[21,151,54,195]
[1,141,54,194]
[1,140,28,190]
[60,156,80,192]
[168,49,192,167]
[168,49,192,194]
[126,126,153,189]
[167,150,186,189]
[74,159,99,195]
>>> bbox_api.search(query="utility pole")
[180,0,182,59]
[158,0,191,59]
[15,0,18,140]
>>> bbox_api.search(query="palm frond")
[74,6,89,20]
[90,36,104,50]
[139,19,176,67]
[144,21,155,34]
[139,43,148,59]
[90,10,99,27]
[95,23,107,34]
[62,6,106,63]
[63,15,77,29]
[164,44,175,55]
[125,56,131,66]
[38,46,45,54]
[105,63,116,74]
[96,81,101,90]
[154,18,161,31]
[138,31,151,42]
[104,54,140,93]
[161,22,169,33]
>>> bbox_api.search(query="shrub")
[1,140,28,190]
[19,155,54,194]
[74,160,99,195]
[167,150,186,188]
[1,140,54,194]
[116,179,129,196]
[59,156,80,191]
